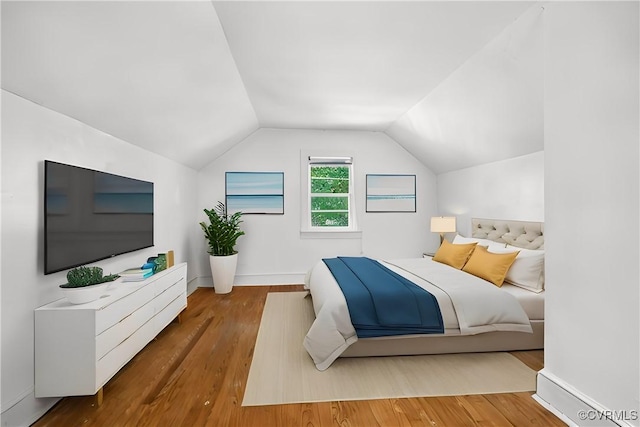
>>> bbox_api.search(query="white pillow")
[452,234,506,250]
[488,246,545,293]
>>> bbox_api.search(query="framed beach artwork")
[366,174,416,213]
[225,172,284,215]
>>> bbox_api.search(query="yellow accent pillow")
[462,246,520,287]
[432,240,478,269]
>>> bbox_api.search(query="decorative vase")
[209,253,238,294]
[60,282,110,304]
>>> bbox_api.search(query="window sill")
[300,230,362,239]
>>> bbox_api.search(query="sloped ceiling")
[388,4,544,173]
[1,1,258,170]
[1,1,542,173]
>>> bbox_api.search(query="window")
[307,156,355,231]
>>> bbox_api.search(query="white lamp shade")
[430,216,456,233]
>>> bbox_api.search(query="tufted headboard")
[471,218,544,250]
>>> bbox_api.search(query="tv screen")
[44,160,154,274]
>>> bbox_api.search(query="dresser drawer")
[154,280,186,313]
[152,267,185,295]
[95,284,156,335]
[96,297,156,360]
[96,318,158,387]
[154,294,187,332]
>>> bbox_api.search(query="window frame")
[300,153,360,238]
[308,162,353,231]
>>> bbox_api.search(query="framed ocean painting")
[366,174,416,212]
[225,172,284,214]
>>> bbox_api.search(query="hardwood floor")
[33,286,564,427]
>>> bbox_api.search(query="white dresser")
[35,263,188,399]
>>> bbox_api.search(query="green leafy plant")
[60,266,119,288]
[200,201,245,256]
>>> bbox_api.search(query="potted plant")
[200,201,245,294]
[59,266,119,304]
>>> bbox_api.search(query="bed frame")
[341,218,545,358]
[470,218,544,250]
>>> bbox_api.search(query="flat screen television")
[44,160,154,274]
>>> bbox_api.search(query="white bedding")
[303,257,534,371]
[500,283,545,320]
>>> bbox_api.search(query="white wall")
[437,151,544,238]
[0,91,199,425]
[539,2,639,426]
[196,128,439,285]
[387,3,543,175]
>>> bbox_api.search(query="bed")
[303,218,545,371]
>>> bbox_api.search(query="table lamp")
[430,216,456,245]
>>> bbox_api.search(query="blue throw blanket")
[322,257,444,338]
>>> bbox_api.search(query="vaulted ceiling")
[1,1,543,173]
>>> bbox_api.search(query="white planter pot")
[209,253,238,294]
[60,282,110,304]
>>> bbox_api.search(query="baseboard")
[1,388,58,427]
[195,273,306,288]
[531,393,578,427]
[234,272,306,285]
[186,276,200,295]
[535,369,638,427]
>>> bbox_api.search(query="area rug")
[242,292,536,406]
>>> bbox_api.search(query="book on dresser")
[34,262,188,401]
[119,266,154,282]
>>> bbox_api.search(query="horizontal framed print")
[226,172,284,215]
[366,174,416,213]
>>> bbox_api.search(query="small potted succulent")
[60,266,119,304]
